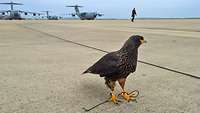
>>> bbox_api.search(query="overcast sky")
[0,0,199,18]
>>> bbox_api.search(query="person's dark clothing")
[131,9,137,22]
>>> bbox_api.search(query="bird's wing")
[84,52,121,76]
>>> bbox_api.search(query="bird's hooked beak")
[140,38,147,44]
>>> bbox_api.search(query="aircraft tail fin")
[66,5,83,14]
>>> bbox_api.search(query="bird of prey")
[83,35,146,103]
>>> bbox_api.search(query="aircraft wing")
[66,13,76,17]
[66,5,83,8]
[0,10,6,13]
[0,10,11,13]
[18,10,43,16]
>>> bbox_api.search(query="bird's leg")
[107,80,121,104]
[110,90,118,104]
[110,90,122,104]
[118,78,138,102]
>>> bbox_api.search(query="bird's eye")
[140,37,144,40]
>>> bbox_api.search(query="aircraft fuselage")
[78,12,97,20]
[0,11,22,20]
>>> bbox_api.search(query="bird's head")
[131,35,147,46]
[122,35,147,51]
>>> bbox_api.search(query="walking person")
[131,8,137,22]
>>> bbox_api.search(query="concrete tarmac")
[0,19,200,113]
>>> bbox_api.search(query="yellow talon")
[120,91,138,102]
[111,94,118,103]
[110,91,122,104]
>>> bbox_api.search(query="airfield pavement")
[0,19,200,113]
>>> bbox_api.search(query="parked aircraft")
[0,1,42,20]
[66,5,103,20]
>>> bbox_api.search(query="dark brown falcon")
[83,35,147,103]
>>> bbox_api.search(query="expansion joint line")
[18,24,200,80]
